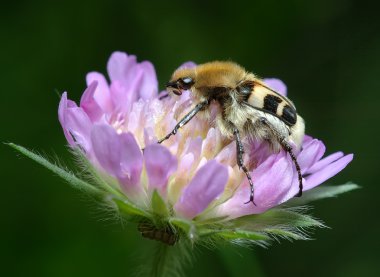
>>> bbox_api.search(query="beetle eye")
[179,77,194,90]
[182,77,193,84]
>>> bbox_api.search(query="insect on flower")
[11,51,354,249]
[160,61,305,205]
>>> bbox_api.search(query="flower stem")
[148,240,192,277]
[151,243,170,277]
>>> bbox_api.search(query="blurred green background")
[1,0,379,276]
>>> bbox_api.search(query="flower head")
[57,51,354,245]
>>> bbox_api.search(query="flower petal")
[167,153,195,204]
[304,154,353,190]
[86,72,113,113]
[80,81,103,122]
[263,78,287,96]
[58,92,76,145]
[216,152,295,218]
[107,51,137,83]
[252,152,295,208]
[91,124,121,177]
[297,139,326,173]
[144,144,177,196]
[119,132,143,188]
[174,160,228,219]
[306,151,344,174]
[137,61,158,100]
[109,80,133,114]
[65,107,92,149]
[303,134,314,144]
[59,94,93,154]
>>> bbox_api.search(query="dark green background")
[1,0,378,276]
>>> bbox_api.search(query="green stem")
[151,243,170,277]
[147,240,192,277]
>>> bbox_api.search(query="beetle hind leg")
[259,117,303,197]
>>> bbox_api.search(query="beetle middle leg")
[233,127,256,205]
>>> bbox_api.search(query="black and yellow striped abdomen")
[247,83,297,126]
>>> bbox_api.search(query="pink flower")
[58,51,353,222]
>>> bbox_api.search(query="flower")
[57,51,354,245]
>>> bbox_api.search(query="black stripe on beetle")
[237,81,255,102]
[263,94,283,114]
[281,104,297,126]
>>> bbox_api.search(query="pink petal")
[107,52,137,84]
[119,132,143,188]
[107,52,149,92]
[216,152,295,218]
[91,124,121,177]
[109,81,132,114]
[174,160,228,219]
[138,61,158,100]
[297,139,326,173]
[248,141,272,165]
[144,127,157,147]
[263,78,287,96]
[80,81,103,122]
[107,52,154,106]
[253,152,295,208]
[86,72,113,114]
[64,107,93,152]
[178,153,195,173]
[58,92,93,154]
[187,136,203,158]
[304,154,353,190]
[144,144,177,196]
[303,134,314,144]
[307,151,344,174]
[215,141,235,166]
[58,92,76,145]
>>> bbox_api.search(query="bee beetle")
[159,61,305,205]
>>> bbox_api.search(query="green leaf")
[8,143,101,196]
[231,208,325,231]
[113,198,151,219]
[151,190,169,217]
[169,218,197,241]
[284,183,359,206]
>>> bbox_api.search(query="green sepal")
[194,215,229,226]
[262,228,306,241]
[213,230,270,241]
[284,183,359,206]
[231,208,324,231]
[151,190,169,218]
[8,143,102,196]
[113,198,151,219]
[169,217,197,241]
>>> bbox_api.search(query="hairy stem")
[151,243,170,277]
[143,240,192,277]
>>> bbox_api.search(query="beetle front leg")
[158,100,209,144]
